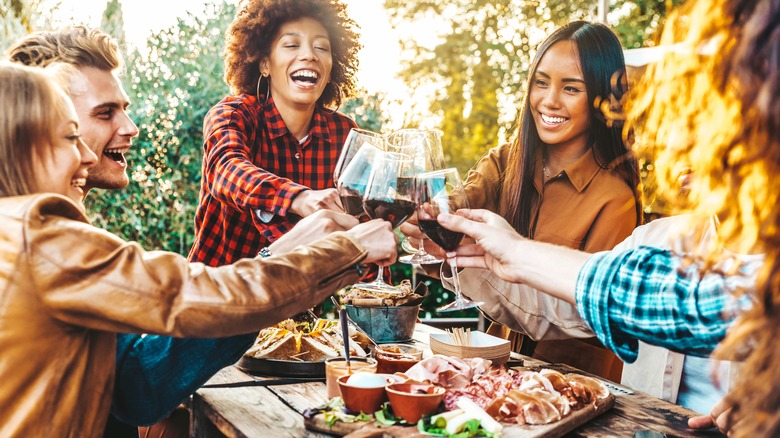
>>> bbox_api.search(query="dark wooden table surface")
[190,324,723,438]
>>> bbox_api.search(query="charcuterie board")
[304,391,614,437]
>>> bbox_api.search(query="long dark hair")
[501,21,641,235]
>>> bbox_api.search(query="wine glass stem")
[416,237,428,256]
[447,252,462,302]
[375,266,385,284]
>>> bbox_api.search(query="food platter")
[303,355,616,437]
[236,356,326,378]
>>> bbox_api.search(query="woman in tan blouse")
[458,21,641,382]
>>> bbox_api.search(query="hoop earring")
[256,75,270,103]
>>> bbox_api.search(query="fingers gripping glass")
[386,129,446,265]
[416,168,483,312]
[353,152,416,293]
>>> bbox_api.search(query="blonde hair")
[4,25,123,73]
[628,0,780,435]
[0,62,72,196]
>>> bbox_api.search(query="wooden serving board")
[304,392,615,438]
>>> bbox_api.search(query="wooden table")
[190,324,723,437]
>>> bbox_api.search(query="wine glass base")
[436,299,484,312]
[352,280,405,294]
[398,254,444,265]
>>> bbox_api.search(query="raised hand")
[344,219,398,266]
[289,188,343,217]
[437,209,526,283]
[268,210,359,255]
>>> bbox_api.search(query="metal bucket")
[346,304,419,344]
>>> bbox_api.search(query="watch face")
[259,247,272,258]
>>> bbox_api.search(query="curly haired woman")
[189,0,362,267]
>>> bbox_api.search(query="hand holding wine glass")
[352,152,416,293]
[387,129,446,265]
[416,168,483,312]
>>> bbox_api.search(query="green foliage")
[341,91,387,132]
[612,0,687,49]
[0,0,55,53]
[100,0,126,48]
[85,2,235,255]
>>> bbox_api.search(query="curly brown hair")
[628,0,780,436]
[223,0,360,108]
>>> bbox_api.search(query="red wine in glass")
[339,193,366,218]
[416,168,483,312]
[352,152,415,293]
[417,219,464,252]
[363,199,416,229]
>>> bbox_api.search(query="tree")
[0,0,53,53]
[100,0,126,48]
[341,90,387,133]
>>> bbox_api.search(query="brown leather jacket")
[0,194,365,437]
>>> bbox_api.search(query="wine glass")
[353,152,416,293]
[387,129,446,265]
[333,128,385,187]
[336,142,384,218]
[415,168,483,312]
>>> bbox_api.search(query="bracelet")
[258,247,272,258]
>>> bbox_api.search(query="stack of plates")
[429,331,511,365]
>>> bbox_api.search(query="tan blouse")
[463,143,638,381]
[464,143,637,251]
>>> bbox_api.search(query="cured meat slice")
[565,374,611,406]
[486,389,562,425]
[403,355,491,389]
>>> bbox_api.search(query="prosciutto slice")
[403,355,491,389]
[486,389,563,425]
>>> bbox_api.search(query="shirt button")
[294,153,301,159]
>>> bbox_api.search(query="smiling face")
[529,40,591,153]
[261,17,333,109]
[33,91,97,206]
[67,67,139,193]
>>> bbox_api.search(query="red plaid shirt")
[188,94,356,266]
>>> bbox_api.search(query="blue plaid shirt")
[575,246,742,363]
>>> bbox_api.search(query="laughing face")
[261,17,333,110]
[33,90,97,206]
[529,40,591,152]
[67,67,139,194]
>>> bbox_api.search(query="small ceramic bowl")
[337,374,390,414]
[385,383,446,424]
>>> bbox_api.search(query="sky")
[43,0,406,96]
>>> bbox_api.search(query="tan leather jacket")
[0,194,365,437]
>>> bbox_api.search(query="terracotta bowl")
[337,374,389,414]
[385,383,446,424]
